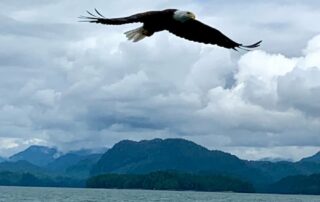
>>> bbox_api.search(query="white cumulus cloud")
[0,0,320,160]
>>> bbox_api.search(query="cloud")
[0,0,319,160]
[219,146,320,162]
[0,137,47,157]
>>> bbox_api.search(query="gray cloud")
[0,0,319,160]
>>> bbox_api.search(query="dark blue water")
[0,186,319,202]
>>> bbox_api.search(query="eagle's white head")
[173,10,196,22]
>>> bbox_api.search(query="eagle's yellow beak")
[189,12,196,19]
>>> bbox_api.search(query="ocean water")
[0,186,319,202]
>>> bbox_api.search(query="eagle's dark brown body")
[80,9,261,50]
[129,9,177,36]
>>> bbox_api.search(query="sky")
[0,0,320,161]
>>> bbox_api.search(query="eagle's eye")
[186,12,195,19]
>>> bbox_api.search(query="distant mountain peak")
[91,138,243,176]
[9,145,58,167]
[115,138,203,148]
[300,151,320,163]
[27,145,57,153]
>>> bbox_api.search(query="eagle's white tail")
[124,27,147,42]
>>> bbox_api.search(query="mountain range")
[0,156,6,163]
[300,151,320,163]
[9,145,59,167]
[0,138,320,194]
[91,139,320,188]
[2,145,107,179]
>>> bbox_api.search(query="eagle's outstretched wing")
[167,19,262,50]
[79,9,158,25]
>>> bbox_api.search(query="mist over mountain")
[67,148,108,156]
[259,157,293,163]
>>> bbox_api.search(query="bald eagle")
[80,9,262,50]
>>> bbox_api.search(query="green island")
[86,171,255,193]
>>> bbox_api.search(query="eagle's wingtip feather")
[94,8,105,18]
[240,40,262,49]
[86,10,96,17]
